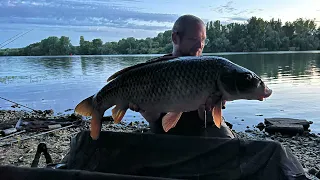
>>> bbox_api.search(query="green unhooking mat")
[0,130,308,180]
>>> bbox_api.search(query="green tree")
[1,16,319,56]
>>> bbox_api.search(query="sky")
[1,0,319,48]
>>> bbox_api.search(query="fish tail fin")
[75,95,94,116]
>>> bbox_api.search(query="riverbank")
[0,109,319,179]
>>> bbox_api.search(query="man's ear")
[172,32,179,44]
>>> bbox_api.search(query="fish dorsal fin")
[106,54,178,82]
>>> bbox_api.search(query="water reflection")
[217,53,320,80]
[1,52,320,90]
[24,56,74,74]
[3,53,319,85]
[79,55,156,77]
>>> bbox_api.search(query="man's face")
[176,23,206,56]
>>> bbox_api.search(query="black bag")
[0,130,308,180]
[64,130,307,180]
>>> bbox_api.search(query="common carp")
[75,56,272,140]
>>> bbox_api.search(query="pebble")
[18,156,23,162]
[256,122,265,130]
[308,168,317,175]
[128,122,134,126]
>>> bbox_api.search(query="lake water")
[1,51,320,134]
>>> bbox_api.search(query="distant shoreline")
[1,17,319,56]
[1,50,320,57]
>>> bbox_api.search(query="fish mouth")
[258,87,272,101]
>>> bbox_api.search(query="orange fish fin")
[74,95,94,116]
[111,105,127,124]
[162,112,183,132]
[107,55,178,82]
[90,109,104,140]
[212,101,222,128]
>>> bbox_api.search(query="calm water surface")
[1,52,320,133]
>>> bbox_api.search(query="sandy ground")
[0,109,319,179]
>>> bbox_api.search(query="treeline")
[1,16,320,56]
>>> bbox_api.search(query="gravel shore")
[0,109,319,179]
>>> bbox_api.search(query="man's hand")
[197,104,213,122]
[128,102,161,123]
[197,96,226,122]
[129,102,143,113]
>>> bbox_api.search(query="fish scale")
[107,58,217,110]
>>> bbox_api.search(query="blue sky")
[1,0,319,48]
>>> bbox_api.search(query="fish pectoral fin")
[111,105,128,124]
[162,112,183,132]
[212,101,222,128]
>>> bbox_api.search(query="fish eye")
[246,74,253,81]
[234,72,258,91]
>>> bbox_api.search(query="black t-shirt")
[148,110,236,138]
[149,110,207,136]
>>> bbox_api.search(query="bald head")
[171,14,206,56]
[172,14,205,38]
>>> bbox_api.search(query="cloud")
[225,17,248,21]
[0,0,179,31]
[211,1,238,14]
[210,1,263,18]
[215,16,249,25]
[0,0,180,48]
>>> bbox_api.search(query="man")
[129,14,236,138]
[125,14,308,180]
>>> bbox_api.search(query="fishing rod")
[0,29,33,49]
[0,29,42,113]
[0,96,42,113]
[0,31,25,47]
